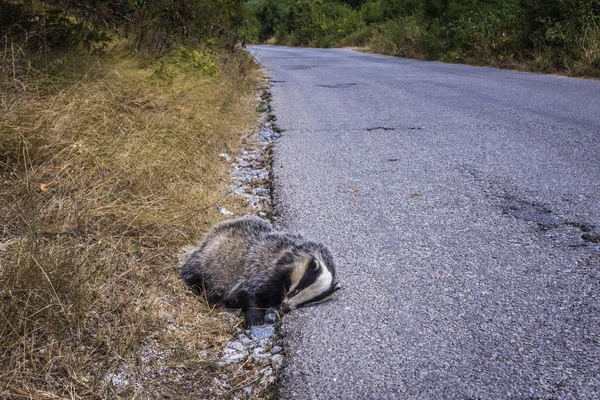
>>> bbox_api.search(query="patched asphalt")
[248,45,600,399]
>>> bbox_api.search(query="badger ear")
[333,282,342,292]
[309,257,320,270]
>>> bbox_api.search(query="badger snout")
[280,301,293,314]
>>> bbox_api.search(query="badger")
[180,216,340,327]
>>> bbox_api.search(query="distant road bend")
[249,45,600,399]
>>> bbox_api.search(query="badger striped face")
[281,256,340,313]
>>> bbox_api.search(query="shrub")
[450,4,523,63]
[246,0,600,76]
[368,16,427,58]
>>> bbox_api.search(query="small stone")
[233,186,247,195]
[253,188,269,197]
[247,325,275,340]
[237,334,252,345]
[261,131,273,140]
[219,153,231,161]
[236,159,250,167]
[256,100,269,112]
[223,352,246,364]
[227,341,245,352]
[260,368,277,386]
[264,309,277,323]
[250,169,268,179]
[216,206,234,216]
[271,346,282,354]
[272,354,284,370]
[246,195,261,205]
[257,338,271,347]
[223,348,242,356]
[244,386,253,394]
[251,347,270,361]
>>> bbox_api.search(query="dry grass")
[0,40,261,398]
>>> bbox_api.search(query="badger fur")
[180,216,340,327]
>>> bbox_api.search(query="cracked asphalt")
[248,45,600,399]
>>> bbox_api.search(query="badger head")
[280,250,341,314]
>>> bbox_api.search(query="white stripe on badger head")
[284,260,334,310]
[305,291,336,305]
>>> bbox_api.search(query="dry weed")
[0,40,261,398]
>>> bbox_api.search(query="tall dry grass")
[572,16,600,76]
[0,40,260,398]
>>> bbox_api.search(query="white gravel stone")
[247,325,275,340]
[271,354,284,371]
[227,341,245,352]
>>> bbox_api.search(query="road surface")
[248,45,600,399]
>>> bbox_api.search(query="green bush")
[247,0,360,46]
[245,0,600,76]
[368,16,426,58]
[179,47,219,76]
[449,4,523,63]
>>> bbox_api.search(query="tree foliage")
[1,0,250,56]
[244,0,600,75]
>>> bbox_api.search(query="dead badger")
[180,216,340,327]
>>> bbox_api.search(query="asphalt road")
[248,45,600,399]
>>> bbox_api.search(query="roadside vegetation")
[244,0,600,77]
[1,1,262,398]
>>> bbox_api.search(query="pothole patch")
[365,125,423,132]
[503,198,557,230]
[502,197,600,247]
[366,126,395,132]
[460,165,599,250]
[316,83,358,89]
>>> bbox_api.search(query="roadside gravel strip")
[248,45,600,399]
[212,87,284,397]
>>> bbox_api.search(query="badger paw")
[244,309,266,327]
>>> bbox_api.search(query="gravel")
[216,89,276,215]
[248,325,276,340]
[213,86,285,396]
[219,320,283,392]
